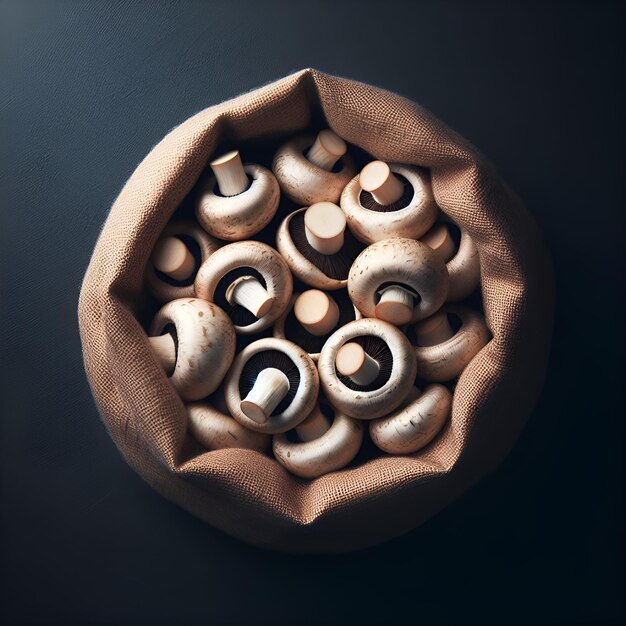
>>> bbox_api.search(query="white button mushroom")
[194,241,293,335]
[146,220,221,303]
[318,318,417,420]
[412,306,491,381]
[273,290,361,362]
[340,161,438,244]
[276,202,364,291]
[196,150,280,241]
[272,130,356,205]
[224,337,319,434]
[273,404,364,479]
[420,217,481,302]
[348,238,449,326]
[148,298,236,401]
[369,384,452,455]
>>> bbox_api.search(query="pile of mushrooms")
[143,129,491,478]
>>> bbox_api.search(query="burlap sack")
[78,68,554,553]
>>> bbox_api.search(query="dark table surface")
[2,1,624,624]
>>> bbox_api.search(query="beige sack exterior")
[78,68,554,553]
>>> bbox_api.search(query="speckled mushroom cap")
[340,163,438,244]
[146,220,221,303]
[369,384,452,455]
[348,238,449,324]
[413,305,491,381]
[195,163,280,241]
[194,240,293,334]
[149,298,236,401]
[224,337,319,434]
[186,401,270,453]
[273,293,361,362]
[318,318,417,420]
[273,406,364,479]
[272,134,356,205]
[443,217,481,302]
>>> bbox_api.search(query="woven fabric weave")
[78,68,554,553]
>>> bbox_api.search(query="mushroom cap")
[414,305,491,381]
[150,298,236,401]
[224,337,319,434]
[276,207,362,291]
[194,240,293,334]
[272,134,356,205]
[443,217,481,302]
[273,293,361,362]
[146,220,221,303]
[340,163,438,244]
[369,384,452,455]
[196,163,280,241]
[186,401,270,453]
[348,238,449,324]
[318,318,417,420]
[273,409,364,479]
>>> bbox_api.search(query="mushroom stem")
[225,275,275,318]
[294,290,340,336]
[336,342,380,386]
[375,285,416,326]
[414,311,455,347]
[240,367,290,424]
[149,333,176,375]
[152,237,195,281]
[306,129,347,171]
[210,150,250,197]
[295,405,331,442]
[421,223,456,263]
[303,202,347,255]
[360,161,405,205]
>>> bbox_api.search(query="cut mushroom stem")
[240,367,290,424]
[225,275,275,318]
[210,150,250,197]
[149,333,176,375]
[375,285,416,326]
[295,405,331,443]
[421,223,456,263]
[306,129,347,171]
[360,160,405,205]
[303,202,347,255]
[414,311,455,347]
[336,342,380,386]
[294,290,340,336]
[152,237,195,281]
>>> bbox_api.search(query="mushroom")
[194,240,293,334]
[317,318,417,420]
[420,217,481,301]
[348,238,449,326]
[224,337,319,434]
[272,404,364,478]
[148,298,236,401]
[146,220,221,303]
[186,388,270,453]
[340,161,438,244]
[195,150,280,240]
[272,129,356,205]
[273,289,361,362]
[412,305,491,381]
[369,384,452,455]
[275,202,364,290]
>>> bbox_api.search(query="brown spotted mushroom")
[194,240,293,335]
[272,129,356,205]
[196,150,280,240]
[148,298,236,401]
[340,160,438,243]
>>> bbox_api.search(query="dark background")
[1,1,624,624]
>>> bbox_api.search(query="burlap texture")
[78,68,554,553]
